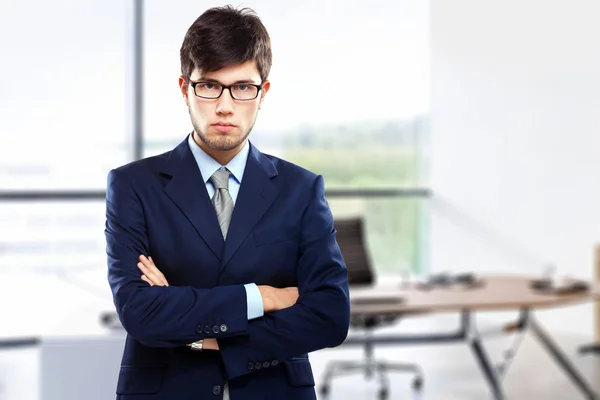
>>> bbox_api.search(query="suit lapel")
[222,143,278,268]
[162,136,224,260]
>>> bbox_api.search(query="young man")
[105,5,350,400]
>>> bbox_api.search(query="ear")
[258,80,270,110]
[178,75,190,107]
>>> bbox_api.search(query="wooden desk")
[350,274,598,315]
[342,274,599,400]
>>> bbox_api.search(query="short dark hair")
[180,5,272,83]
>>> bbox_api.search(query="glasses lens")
[195,83,222,98]
[231,84,259,100]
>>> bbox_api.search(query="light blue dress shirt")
[188,134,264,320]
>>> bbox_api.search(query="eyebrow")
[198,78,260,85]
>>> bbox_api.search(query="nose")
[215,88,234,115]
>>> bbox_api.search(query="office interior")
[2,0,600,399]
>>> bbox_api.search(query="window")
[0,1,127,275]
[0,1,429,276]
[0,0,429,338]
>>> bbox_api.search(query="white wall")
[430,0,600,336]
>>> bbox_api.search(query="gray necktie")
[210,168,234,239]
[210,169,233,399]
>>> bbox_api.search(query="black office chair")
[319,217,423,400]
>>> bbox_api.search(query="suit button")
[196,325,203,334]
[247,362,254,371]
[271,360,279,367]
[262,361,270,369]
[212,325,220,334]
[204,326,211,334]
[220,324,228,333]
[255,362,262,370]
[212,385,222,395]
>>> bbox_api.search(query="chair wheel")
[378,388,389,400]
[413,377,423,390]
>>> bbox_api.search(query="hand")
[186,338,220,350]
[258,286,299,313]
[137,255,169,287]
[137,255,219,350]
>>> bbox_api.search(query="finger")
[141,275,154,286]
[138,262,164,286]
[147,258,169,285]
[139,255,169,286]
[141,274,153,286]
[138,256,168,286]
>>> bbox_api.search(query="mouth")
[212,122,236,133]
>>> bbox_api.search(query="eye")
[234,84,249,91]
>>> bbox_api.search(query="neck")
[193,132,245,165]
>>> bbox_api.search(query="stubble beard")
[189,107,258,151]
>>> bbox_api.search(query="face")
[179,60,270,160]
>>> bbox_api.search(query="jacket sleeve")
[105,168,249,346]
[218,175,351,379]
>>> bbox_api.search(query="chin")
[207,136,243,151]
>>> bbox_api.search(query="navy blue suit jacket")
[105,136,350,399]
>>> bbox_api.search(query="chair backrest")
[334,217,375,286]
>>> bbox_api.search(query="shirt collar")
[187,133,249,184]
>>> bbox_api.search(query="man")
[105,5,350,400]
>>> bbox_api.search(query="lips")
[212,122,236,133]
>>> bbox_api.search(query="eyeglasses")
[189,81,262,101]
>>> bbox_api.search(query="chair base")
[319,359,424,399]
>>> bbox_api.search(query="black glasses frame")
[189,81,263,101]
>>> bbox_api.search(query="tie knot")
[210,168,231,190]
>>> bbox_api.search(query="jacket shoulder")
[262,152,319,184]
[109,150,171,178]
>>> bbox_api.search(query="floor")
[310,315,600,400]
[1,314,600,400]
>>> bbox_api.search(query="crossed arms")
[137,254,300,350]
[105,168,350,379]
